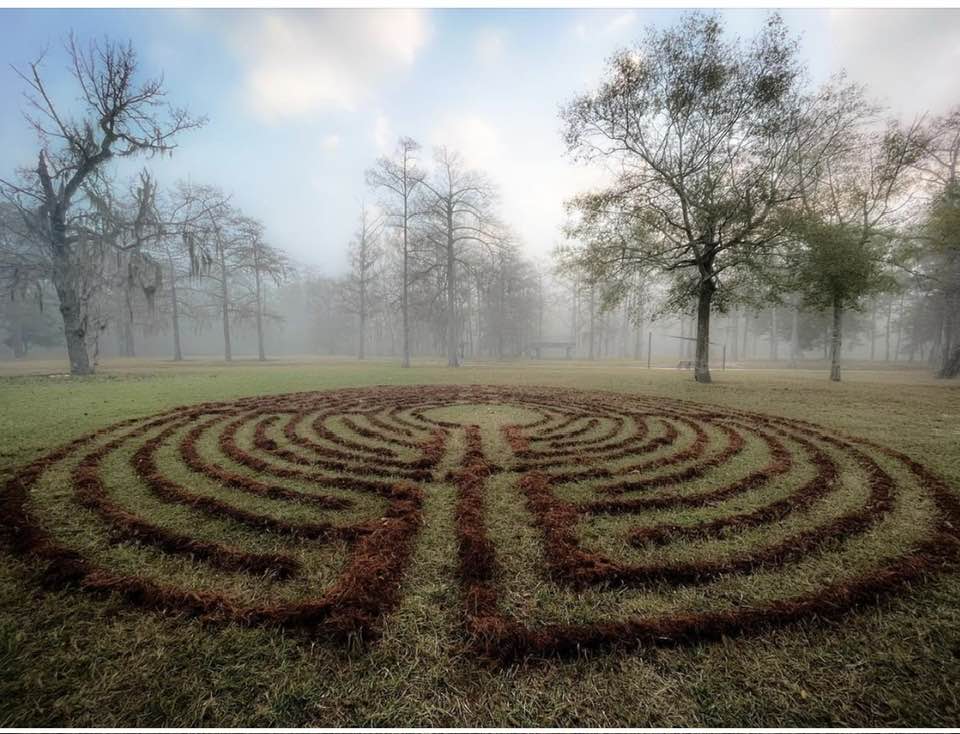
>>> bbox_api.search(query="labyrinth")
[2,384,958,661]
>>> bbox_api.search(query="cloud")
[431,115,503,170]
[828,9,960,118]
[373,112,393,152]
[223,9,430,122]
[605,11,637,34]
[429,114,608,256]
[571,10,639,43]
[320,133,341,151]
[475,28,506,64]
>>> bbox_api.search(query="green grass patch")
[0,357,958,726]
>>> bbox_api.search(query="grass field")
[1,356,958,728]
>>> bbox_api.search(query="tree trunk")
[939,290,959,378]
[884,297,892,362]
[52,263,93,375]
[729,309,739,362]
[120,283,136,358]
[741,311,749,361]
[221,298,231,361]
[789,306,800,368]
[895,293,904,361]
[588,284,596,361]
[930,306,944,368]
[538,274,544,343]
[254,267,266,361]
[572,278,579,355]
[941,344,960,378]
[219,243,232,362]
[401,196,411,369]
[445,206,459,368]
[619,304,629,358]
[496,268,505,359]
[45,175,94,375]
[170,271,183,362]
[769,307,778,362]
[122,319,135,358]
[358,313,366,360]
[694,280,715,383]
[8,320,27,358]
[830,297,843,382]
[357,239,366,361]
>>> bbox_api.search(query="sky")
[0,7,959,274]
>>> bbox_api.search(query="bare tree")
[366,138,424,367]
[0,35,203,374]
[168,183,237,359]
[0,202,48,329]
[472,239,538,359]
[84,170,167,359]
[340,205,383,360]
[234,216,289,361]
[0,205,61,357]
[419,147,500,367]
[156,230,191,361]
[148,181,231,361]
[215,216,234,361]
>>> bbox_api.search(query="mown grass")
[0,356,959,727]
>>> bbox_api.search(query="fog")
[1,8,958,380]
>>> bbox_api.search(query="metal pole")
[647,331,652,369]
[722,343,727,371]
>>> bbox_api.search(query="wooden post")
[647,332,652,369]
[722,343,726,371]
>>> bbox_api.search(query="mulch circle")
[2,385,957,661]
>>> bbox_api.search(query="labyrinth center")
[3,385,958,659]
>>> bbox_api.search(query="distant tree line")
[0,37,289,371]
[0,34,548,372]
[1,19,957,382]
